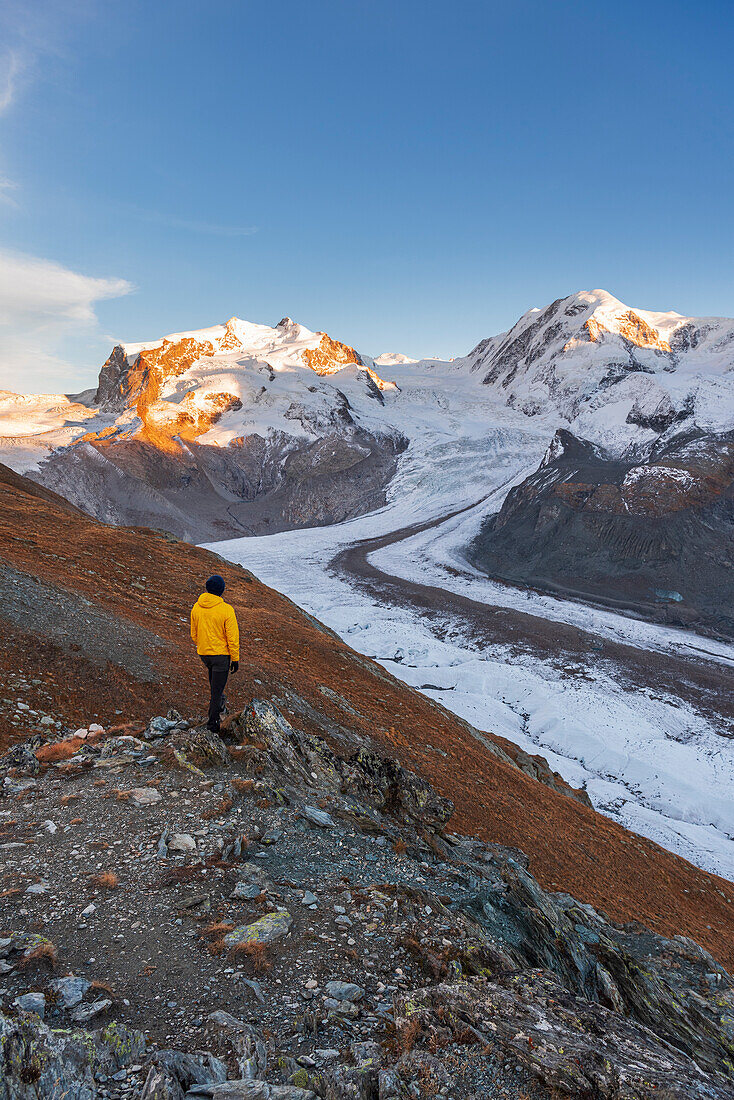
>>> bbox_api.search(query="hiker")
[190,574,240,733]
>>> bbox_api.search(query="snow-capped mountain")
[87,314,400,448]
[0,317,408,541]
[1,288,733,551]
[465,289,734,452]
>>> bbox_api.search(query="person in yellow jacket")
[190,574,240,732]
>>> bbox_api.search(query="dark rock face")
[394,972,734,1099]
[30,428,407,543]
[230,700,455,830]
[94,344,133,410]
[468,427,734,639]
[0,1012,146,1100]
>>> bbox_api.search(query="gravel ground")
[0,729,548,1100]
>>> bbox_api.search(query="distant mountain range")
[1,289,732,634]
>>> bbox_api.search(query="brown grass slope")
[1,462,733,968]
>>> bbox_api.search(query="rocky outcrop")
[0,1011,146,1100]
[469,427,734,638]
[394,972,733,1099]
[227,700,454,830]
[94,344,133,410]
[302,335,363,375]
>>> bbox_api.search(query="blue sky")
[1,0,733,390]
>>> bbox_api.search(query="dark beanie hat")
[205,574,226,596]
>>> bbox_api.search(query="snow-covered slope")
[465,289,734,451]
[0,390,104,473]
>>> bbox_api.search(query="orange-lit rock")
[303,333,364,375]
[363,365,396,391]
[585,311,672,352]
[217,318,245,352]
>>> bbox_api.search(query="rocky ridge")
[2,699,734,1099]
[469,426,734,638]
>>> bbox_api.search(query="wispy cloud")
[130,206,258,239]
[0,248,134,391]
[0,2,91,203]
[0,49,22,115]
[0,50,23,196]
[0,174,18,207]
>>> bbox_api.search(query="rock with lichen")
[394,971,734,1100]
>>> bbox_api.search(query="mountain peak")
[571,288,625,309]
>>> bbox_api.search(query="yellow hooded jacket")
[190,593,240,662]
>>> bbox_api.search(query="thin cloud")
[131,206,258,238]
[0,3,92,199]
[0,248,133,391]
[0,1,96,115]
[0,174,18,207]
[0,50,22,114]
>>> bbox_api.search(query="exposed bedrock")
[468,427,734,639]
[30,428,407,543]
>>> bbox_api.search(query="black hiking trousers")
[200,654,230,731]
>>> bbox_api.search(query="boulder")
[206,1012,268,1079]
[70,998,112,1024]
[129,788,162,808]
[49,974,92,1008]
[141,1050,227,1100]
[167,727,230,768]
[223,912,292,950]
[168,834,197,853]
[324,981,364,1003]
[13,992,45,1018]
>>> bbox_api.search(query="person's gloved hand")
[230,660,239,673]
